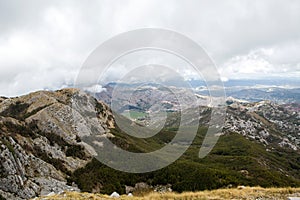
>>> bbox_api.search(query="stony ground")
[32,187,300,200]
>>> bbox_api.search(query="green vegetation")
[0,101,29,120]
[0,101,49,120]
[95,100,104,114]
[121,110,147,120]
[33,145,71,175]
[1,92,299,196]
[0,118,86,177]
[28,120,86,160]
[66,145,86,160]
[69,127,300,195]
[23,104,50,119]
[1,121,37,138]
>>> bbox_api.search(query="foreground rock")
[0,89,114,199]
[0,88,300,199]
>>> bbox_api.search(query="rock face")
[0,89,114,200]
[224,100,300,151]
[0,88,299,199]
[96,83,300,152]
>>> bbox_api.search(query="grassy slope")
[68,126,300,194]
[33,187,300,200]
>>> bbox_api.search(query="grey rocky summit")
[0,89,114,199]
[0,88,299,199]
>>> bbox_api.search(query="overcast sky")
[0,0,300,96]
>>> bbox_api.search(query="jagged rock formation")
[225,100,300,151]
[0,89,114,199]
[0,88,299,199]
[96,84,299,153]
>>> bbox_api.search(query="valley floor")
[33,187,300,200]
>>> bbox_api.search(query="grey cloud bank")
[0,0,299,96]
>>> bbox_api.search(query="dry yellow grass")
[33,187,300,200]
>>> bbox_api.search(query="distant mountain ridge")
[226,87,300,104]
[0,88,299,199]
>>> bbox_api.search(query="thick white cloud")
[0,0,299,96]
[220,42,300,80]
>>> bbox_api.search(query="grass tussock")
[33,187,300,200]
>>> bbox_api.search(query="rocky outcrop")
[0,87,299,199]
[0,89,114,199]
[224,100,300,151]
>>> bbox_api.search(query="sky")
[0,0,300,96]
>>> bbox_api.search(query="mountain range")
[0,87,299,199]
